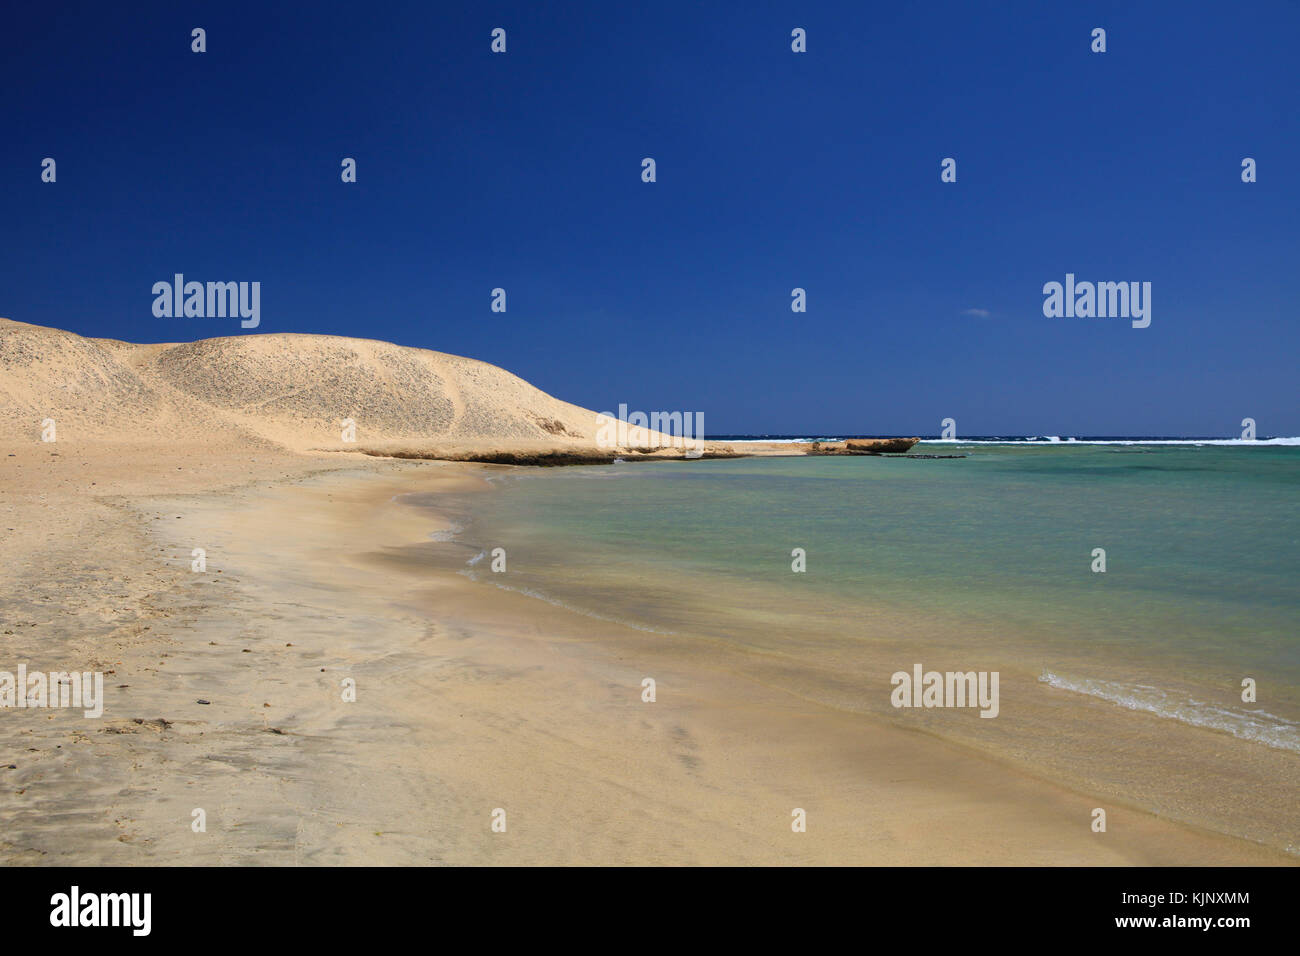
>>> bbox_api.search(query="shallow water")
[419,444,1300,851]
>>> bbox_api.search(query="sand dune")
[0,318,691,456]
[2,319,922,461]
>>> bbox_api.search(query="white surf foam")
[1039,670,1300,753]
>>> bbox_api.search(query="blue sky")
[3,1,1296,436]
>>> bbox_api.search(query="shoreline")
[432,459,1300,857]
[1,442,1291,865]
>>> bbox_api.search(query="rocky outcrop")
[807,438,921,456]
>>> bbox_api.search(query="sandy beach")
[1,439,1290,865]
[1,318,1293,865]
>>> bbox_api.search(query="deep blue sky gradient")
[2,1,1296,435]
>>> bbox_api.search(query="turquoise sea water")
[428,443,1300,848]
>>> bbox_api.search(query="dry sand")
[0,319,1289,864]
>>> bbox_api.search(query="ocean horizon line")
[712,434,1300,445]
